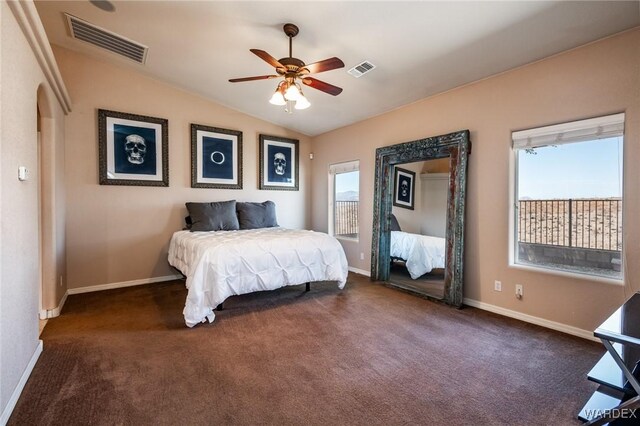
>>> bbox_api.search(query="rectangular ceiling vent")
[347,61,376,78]
[65,14,148,64]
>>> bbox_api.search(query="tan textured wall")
[55,47,312,289]
[0,1,66,414]
[38,85,67,310]
[311,29,640,332]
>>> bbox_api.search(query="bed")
[390,230,446,279]
[168,227,349,327]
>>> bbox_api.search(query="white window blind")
[512,113,625,150]
[329,160,359,175]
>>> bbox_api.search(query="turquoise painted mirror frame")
[371,130,471,307]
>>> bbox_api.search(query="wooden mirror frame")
[371,130,471,307]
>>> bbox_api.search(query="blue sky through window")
[518,137,623,200]
[335,171,359,200]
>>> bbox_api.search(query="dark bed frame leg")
[305,282,310,292]
[216,302,224,311]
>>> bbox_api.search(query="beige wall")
[311,29,640,332]
[420,172,448,238]
[38,84,67,310]
[55,47,312,289]
[0,1,66,416]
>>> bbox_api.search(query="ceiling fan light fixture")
[269,84,286,105]
[295,93,311,110]
[284,82,301,101]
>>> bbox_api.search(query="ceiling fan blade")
[250,49,286,70]
[302,77,343,96]
[229,75,279,83]
[301,57,345,75]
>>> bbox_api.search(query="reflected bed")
[390,231,446,279]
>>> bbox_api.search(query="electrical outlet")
[494,280,502,292]
[360,252,365,261]
[515,284,523,299]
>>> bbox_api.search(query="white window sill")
[508,262,624,286]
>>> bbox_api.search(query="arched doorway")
[36,84,58,326]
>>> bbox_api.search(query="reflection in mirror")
[389,159,450,299]
[371,130,470,307]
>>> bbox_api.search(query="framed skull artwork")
[98,109,169,186]
[258,134,299,191]
[393,167,415,210]
[191,124,242,189]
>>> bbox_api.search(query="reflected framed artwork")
[393,167,415,210]
[259,134,299,191]
[98,109,168,186]
[191,124,242,189]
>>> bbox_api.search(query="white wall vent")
[65,14,148,64]
[347,61,376,78]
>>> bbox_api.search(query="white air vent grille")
[66,14,148,64]
[347,61,376,78]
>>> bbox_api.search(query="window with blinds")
[511,113,624,280]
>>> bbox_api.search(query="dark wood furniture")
[580,293,640,424]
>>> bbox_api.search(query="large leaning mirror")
[371,130,471,307]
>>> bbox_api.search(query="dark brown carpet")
[10,273,601,425]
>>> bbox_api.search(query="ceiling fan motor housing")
[283,23,299,38]
[278,57,307,75]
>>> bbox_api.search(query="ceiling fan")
[229,23,345,112]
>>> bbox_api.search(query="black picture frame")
[191,124,243,189]
[393,167,415,210]
[259,134,299,191]
[98,109,168,187]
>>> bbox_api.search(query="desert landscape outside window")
[512,114,624,280]
[330,161,360,240]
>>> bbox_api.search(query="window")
[329,161,359,240]
[511,113,624,280]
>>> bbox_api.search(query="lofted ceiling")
[35,1,639,136]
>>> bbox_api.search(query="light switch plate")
[18,166,28,181]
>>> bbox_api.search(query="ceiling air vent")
[65,14,148,64]
[347,61,376,78]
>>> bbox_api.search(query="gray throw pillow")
[390,214,402,232]
[236,201,278,229]
[186,200,240,232]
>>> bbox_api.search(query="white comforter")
[390,231,446,279]
[168,227,348,327]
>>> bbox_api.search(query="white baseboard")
[67,274,183,295]
[463,298,599,343]
[348,266,371,277]
[0,340,43,425]
[45,290,68,318]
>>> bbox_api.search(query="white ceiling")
[35,1,639,136]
